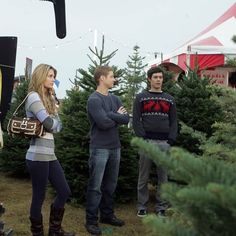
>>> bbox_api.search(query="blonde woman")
[25,64,74,236]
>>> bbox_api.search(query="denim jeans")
[137,140,170,212]
[86,148,121,225]
[26,160,71,219]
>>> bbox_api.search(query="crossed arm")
[87,97,129,130]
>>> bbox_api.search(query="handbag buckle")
[20,119,28,129]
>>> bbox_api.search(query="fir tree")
[0,79,29,177]
[166,69,224,154]
[55,89,90,202]
[72,35,123,93]
[232,35,236,43]
[201,86,236,162]
[175,70,223,136]
[122,45,147,113]
[132,137,236,236]
[225,35,236,67]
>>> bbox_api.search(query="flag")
[54,79,60,88]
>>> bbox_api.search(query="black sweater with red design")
[133,90,177,143]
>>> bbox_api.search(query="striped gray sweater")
[25,92,62,161]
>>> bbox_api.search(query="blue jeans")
[26,160,71,219]
[86,148,121,225]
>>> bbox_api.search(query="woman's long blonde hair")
[28,64,57,115]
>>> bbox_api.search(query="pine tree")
[56,36,138,203]
[167,69,224,154]
[175,70,223,136]
[225,35,236,66]
[132,137,236,236]
[0,79,29,177]
[201,86,236,162]
[55,89,91,202]
[122,45,147,113]
[72,35,123,93]
[232,35,236,43]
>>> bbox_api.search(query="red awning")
[189,54,225,70]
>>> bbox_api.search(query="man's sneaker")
[85,223,102,235]
[156,210,166,217]
[100,215,125,227]
[137,209,147,217]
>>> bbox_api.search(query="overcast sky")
[1,0,236,98]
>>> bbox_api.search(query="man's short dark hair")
[147,66,164,79]
[94,66,113,85]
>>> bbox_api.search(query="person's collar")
[148,89,163,93]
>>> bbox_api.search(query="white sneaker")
[137,209,147,217]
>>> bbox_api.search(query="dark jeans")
[86,148,121,225]
[26,160,71,219]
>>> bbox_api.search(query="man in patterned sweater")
[133,66,178,217]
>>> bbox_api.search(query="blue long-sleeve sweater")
[87,91,129,149]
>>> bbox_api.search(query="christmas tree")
[168,69,224,154]
[132,137,236,236]
[232,35,236,43]
[225,35,236,67]
[73,35,123,93]
[55,88,91,202]
[201,86,236,162]
[122,45,147,113]
[175,69,223,136]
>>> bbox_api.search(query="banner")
[201,69,228,86]
[25,57,33,79]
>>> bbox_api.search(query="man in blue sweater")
[85,66,129,235]
[133,66,178,217]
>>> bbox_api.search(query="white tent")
[148,2,236,72]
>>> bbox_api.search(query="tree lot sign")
[201,69,228,86]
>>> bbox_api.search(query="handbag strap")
[12,92,34,116]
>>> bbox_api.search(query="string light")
[17,28,161,59]
[95,29,160,57]
[17,29,93,50]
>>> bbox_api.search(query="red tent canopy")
[149,2,236,71]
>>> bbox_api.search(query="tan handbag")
[7,93,45,138]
